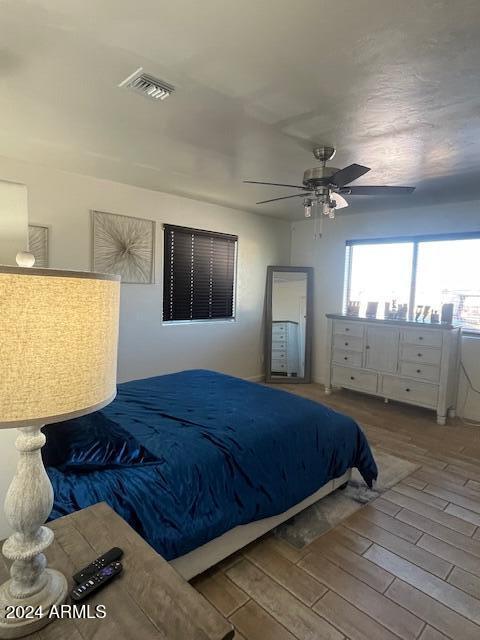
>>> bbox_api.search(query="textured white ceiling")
[1,0,480,218]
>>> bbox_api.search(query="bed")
[43,369,377,579]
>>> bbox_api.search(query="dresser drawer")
[333,334,363,353]
[272,359,287,372]
[272,339,287,350]
[272,349,286,360]
[401,328,443,348]
[400,345,442,366]
[399,361,440,382]
[332,349,362,368]
[382,375,438,408]
[333,320,364,338]
[332,366,377,393]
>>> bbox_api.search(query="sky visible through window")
[348,242,413,316]
[347,237,480,330]
[416,239,480,329]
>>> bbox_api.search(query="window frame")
[344,231,480,332]
[162,224,238,324]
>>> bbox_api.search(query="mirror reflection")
[271,271,308,379]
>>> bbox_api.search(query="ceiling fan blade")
[329,164,371,188]
[340,185,415,196]
[331,193,349,209]
[244,180,307,189]
[256,193,310,204]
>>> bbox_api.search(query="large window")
[163,225,237,322]
[345,233,480,331]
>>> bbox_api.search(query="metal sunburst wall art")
[28,224,49,267]
[92,210,155,284]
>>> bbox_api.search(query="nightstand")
[0,502,234,640]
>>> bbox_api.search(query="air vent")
[118,67,174,101]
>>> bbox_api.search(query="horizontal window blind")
[163,225,237,321]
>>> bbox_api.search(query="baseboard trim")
[249,374,325,386]
[245,374,265,382]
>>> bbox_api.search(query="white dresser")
[325,315,460,424]
[272,321,299,377]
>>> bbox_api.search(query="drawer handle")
[350,376,355,380]
[345,328,350,332]
[366,345,370,350]
[416,369,421,374]
[419,336,424,340]
[417,353,423,357]
[344,356,348,360]
[345,342,349,346]
[405,388,411,392]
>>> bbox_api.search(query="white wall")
[272,279,305,323]
[0,155,290,537]
[0,180,29,263]
[0,156,290,384]
[290,201,480,421]
[0,179,28,539]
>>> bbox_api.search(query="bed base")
[171,468,352,580]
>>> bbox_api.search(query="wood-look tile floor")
[192,385,480,640]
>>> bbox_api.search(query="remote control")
[73,547,123,584]
[70,561,123,602]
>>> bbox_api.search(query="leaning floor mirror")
[265,266,313,383]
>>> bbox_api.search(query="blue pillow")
[42,412,157,471]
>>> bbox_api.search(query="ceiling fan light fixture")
[303,198,312,218]
[243,145,415,225]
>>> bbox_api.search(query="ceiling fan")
[244,146,415,219]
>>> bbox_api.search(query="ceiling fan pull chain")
[314,205,323,240]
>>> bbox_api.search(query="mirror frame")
[265,265,313,384]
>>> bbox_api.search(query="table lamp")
[0,264,120,638]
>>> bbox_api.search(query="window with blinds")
[163,225,237,321]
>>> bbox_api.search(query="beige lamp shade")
[0,266,120,427]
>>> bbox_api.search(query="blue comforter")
[44,370,377,560]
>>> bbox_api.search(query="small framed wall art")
[92,210,155,284]
[28,224,49,267]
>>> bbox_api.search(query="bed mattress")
[44,369,377,560]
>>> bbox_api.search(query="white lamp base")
[0,570,67,638]
[0,426,68,638]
